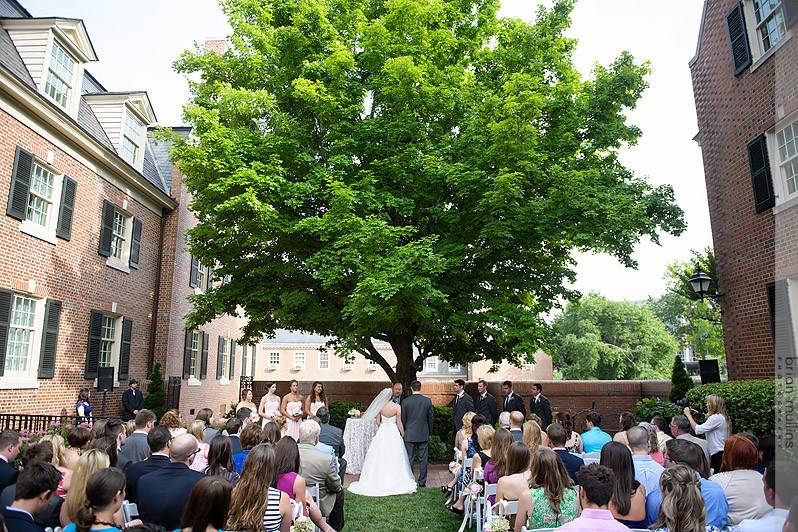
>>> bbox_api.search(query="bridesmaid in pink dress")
[304,382,329,417]
[280,380,304,441]
[259,382,282,428]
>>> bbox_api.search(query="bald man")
[137,434,204,529]
[628,426,664,497]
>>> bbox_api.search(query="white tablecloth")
[342,417,378,474]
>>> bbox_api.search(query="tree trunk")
[389,333,418,390]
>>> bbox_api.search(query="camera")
[675,398,690,408]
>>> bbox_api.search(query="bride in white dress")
[348,388,417,497]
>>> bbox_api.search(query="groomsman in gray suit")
[401,380,434,487]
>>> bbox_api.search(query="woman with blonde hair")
[455,411,477,451]
[443,411,479,495]
[60,449,114,527]
[160,409,187,437]
[514,447,577,531]
[228,444,291,532]
[522,420,545,459]
[188,420,210,472]
[684,394,731,473]
[449,425,496,512]
[40,434,71,497]
[651,464,721,532]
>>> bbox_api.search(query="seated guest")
[228,444,291,532]
[488,442,535,517]
[102,419,128,469]
[160,410,186,438]
[549,464,628,531]
[177,476,231,532]
[38,435,69,496]
[638,422,665,465]
[64,427,91,470]
[137,434,205,530]
[195,408,217,443]
[454,412,477,455]
[123,426,171,504]
[498,411,511,430]
[613,412,635,447]
[650,416,672,452]
[0,430,21,493]
[547,423,584,485]
[508,411,524,442]
[0,444,62,530]
[187,420,209,473]
[63,468,127,532]
[317,407,347,477]
[60,450,111,527]
[273,437,334,532]
[514,447,577,529]
[670,415,710,463]
[3,462,61,532]
[120,409,156,465]
[646,438,728,529]
[757,435,775,473]
[232,422,262,474]
[522,420,544,458]
[308,416,338,475]
[297,420,344,531]
[649,464,720,532]
[449,425,496,512]
[261,422,281,446]
[235,407,253,428]
[225,418,243,455]
[581,413,611,453]
[709,434,771,525]
[484,428,513,506]
[736,460,798,531]
[627,425,664,497]
[555,412,582,453]
[204,434,239,485]
[599,442,646,527]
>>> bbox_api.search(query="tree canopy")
[169,0,685,385]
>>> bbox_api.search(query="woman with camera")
[683,394,731,473]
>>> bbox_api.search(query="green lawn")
[343,487,463,532]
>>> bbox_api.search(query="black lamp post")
[688,266,715,302]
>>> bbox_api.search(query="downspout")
[147,207,167,372]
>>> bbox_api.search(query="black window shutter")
[129,218,142,269]
[768,282,777,339]
[118,317,132,381]
[748,134,775,213]
[784,0,798,31]
[183,329,193,379]
[56,176,77,240]
[84,310,104,378]
[774,280,796,359]
[0,290,12,376]
[230,340,237,378]
[98,201,115,257]
[216,336,224,379]
[206,265,214,290]
[200,332,209,380]
[37,299,62,379]
[727,4,752,76]
[7,147,33,221]
[190,256,199,288]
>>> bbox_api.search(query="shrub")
[143,363,167,419]
[428,435,447,462]
[633,397,682,436]
[433,405,453,444]
[685,379,774,437]
[328,401,367,429]
[669,356,694,402]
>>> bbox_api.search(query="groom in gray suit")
[401,380,434,487]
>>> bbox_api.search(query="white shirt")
[735,508,788,531]
[0,455,8,463]
[709,469,772,525]
[5,507,33,520]
[694,413,729,455]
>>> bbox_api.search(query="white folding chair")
[479,483,497,532]
[307,484,321,532]
[121,501,138,522]
[581,451,600,465]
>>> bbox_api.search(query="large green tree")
[552,294,678,380]
[169,0,684,385]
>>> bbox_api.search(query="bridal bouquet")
[287,404,303,418]
[483,517,510,532]
[347,408,361,418]
[290,516,312,532]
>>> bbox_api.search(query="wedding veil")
[361,388,393,422]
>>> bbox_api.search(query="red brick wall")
[690,1,798,379]
[0,108,162,415]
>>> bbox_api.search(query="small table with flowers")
[342,416,378,475]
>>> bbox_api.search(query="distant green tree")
[552,294,678,380]
[143,363,167,419]
[669,355,693,402]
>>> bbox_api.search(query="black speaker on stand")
[97,366,115,418]
[698,360,721,385]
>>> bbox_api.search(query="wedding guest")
[225,418,242,454]
[449,425,496,510]
[757,435,775,473]
[599,442,646,527]
[60,449,111,527]
[120,410,155,465]
[317,407,346,477]
[137,434,204,530]
[308,416,338,475]
[38,436,70,497]
[236,389,258,415]
[638,422,665,465]
[204,434,239,485]
[613,412,635,447]
[280,380,304,441]
[522,420,544,460]
[160,410,186,438]
[259,382,282,427]
[235,407,253,428]
[1,442,61,528]
[261,422,281,446]
[494,442,535,508]
[547,423,583,485]
[628,425,663,497]
[273,438,334,532]
[187,420,209,473]
[232,423,262,474]
[514,447,577,529]
[736,460,798,531]
[708,434,770,525]
[64,427,91,470]
[684,394,731,473]
[228,444,291,532]
[177,476,230,532]
[649,464,721,532]
[650,416,672,452]
[75,389,92,424]
[501,381,525,416]
[475,379,498,427]
[670,415,710,462]
[454,412,476,452]
[451,379,474,436]
[555,412,582,453]
[508,412,524,442]
[498,412,511,430]
[89,420,106,443]
[121,379,144,422]
[529,383,552,430]
[549,464,628,531]
[305,382,328,417]
[63,468,127,532]
[273,416,288,438]
[103,419,128,470]
[297,420,344,531]
[123,426,171,504]
[123,421,135,438]
[195,408,217,443]
[2,462,60,532]
[485,428,513,505]
[581,413,611,453]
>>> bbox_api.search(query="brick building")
[691,0,798,378]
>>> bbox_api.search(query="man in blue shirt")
[580,412,612,453]
[645,438,728,529]
[628,426,664,497]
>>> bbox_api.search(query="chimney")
[204,38,227,54]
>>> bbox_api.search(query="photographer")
[682,394,731,473]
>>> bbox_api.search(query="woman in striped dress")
[227,444,292,532]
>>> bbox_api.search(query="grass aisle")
[343,488,463,532]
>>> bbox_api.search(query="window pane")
[110,211,127,259]
[758,7,786,52]
[785,159,798,195]
[269,352,280,366]
[99,315,115,367]
[123,112,142,143]
[189,331,200,378]
[44,71,69,108]
[26,164,55,227]
[49,41,75,81]
[6,296,35,373]
[121,137,138,164]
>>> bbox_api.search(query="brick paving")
[344,462,451,489]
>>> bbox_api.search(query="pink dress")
[189,442,209,472]
[285,400,303,440]
[261,400,281,427]
[276,471,299,499]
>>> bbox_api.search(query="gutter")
[147,207,168,373]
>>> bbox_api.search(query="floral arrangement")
[468,482,482,497]
[287,404,303,418]
[290,516,313,532]
[448,461,459,474]
[483,517,510,532]
[347,408,361,418]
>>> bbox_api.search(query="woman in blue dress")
[75,388,92,424]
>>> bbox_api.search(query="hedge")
[633,397,683,435]
[328,401,367,429]
[685,379,774,437]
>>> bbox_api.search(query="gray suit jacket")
[677,433,711,462]
[319,423,345,458]
[120,432,150,465]
[298,442,341,516]
[401,393,434,443]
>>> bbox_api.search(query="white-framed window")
[44,40,75,109]
[219,339,229,380]
[120,110,142,165]
[241,345,254,377]
[367,359,378,371]
[1,294,46,389]
[26,164,55,228]
[196,262,207,292]
[744,0,788,61]
[188,330,201,380]
[424,356,439,372]
[293,352,305,370]
[318,351,330,370]
[777,116,798,197]
[268,351,280,370]
[110,210,128,260]
[98,315,116,367]
[448,363,463,373]
[523,362,536,371]
[342,355,355,370]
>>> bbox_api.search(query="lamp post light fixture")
[688,265,721,302]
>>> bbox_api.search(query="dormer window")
[121,111,142,165]
[44,40,75,109]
